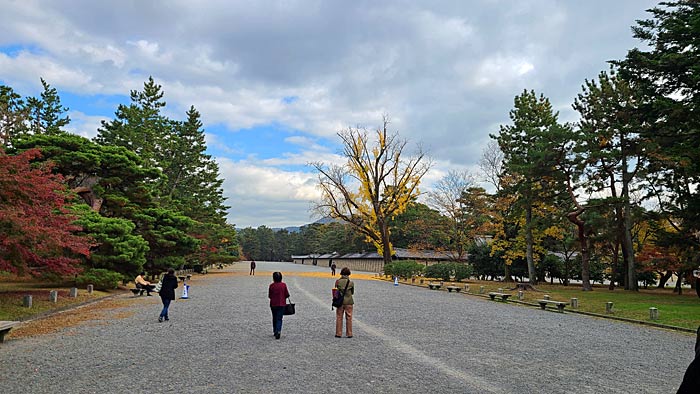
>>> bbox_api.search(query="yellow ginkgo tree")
[312,117,431,265]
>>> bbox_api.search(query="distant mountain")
[272,217,341,233]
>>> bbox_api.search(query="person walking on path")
[158,268,178,323]
[330,261,336,276]
[335,267,355,338]
[676,268,700,393]
[268,271,290,339]
[250,260,256,275]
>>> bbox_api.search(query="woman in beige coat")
[334,267,355,338]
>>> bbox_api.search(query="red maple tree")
[0,148,91,275]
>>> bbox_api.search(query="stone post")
[518,291,524,300]
[23,295,33,308]
[87,284,94,294]
[570,298,579,309]
[543,294,550,300]
[649,307,659,320]
[606,302,614,314]
[479,286,485,294]
[49,290,58,303]
[70,287,78,298]
[464,284,470,293]
[498,288,503,292]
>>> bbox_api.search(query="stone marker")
[49,290,58,303]
[87,284,93,294]
[649,307,659,320]
[606,302,614,314]
[464,284,470,292]
[70,287,78,298]
[543,294,550,300]
[518,290,524,300]
[498,288,503,292]
[571,298,579,309]
[479,286,485,294]
[23,295,32,308]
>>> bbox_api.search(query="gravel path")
[0,261,694,393]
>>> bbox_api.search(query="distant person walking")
[331,261,337,276]
[250,260,256,275]
[158,268,178,323]
[677,268,700,393]
[335,267,355,338]
[268,272,290,339]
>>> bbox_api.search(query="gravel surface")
[0,261,694,393]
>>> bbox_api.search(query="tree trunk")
[657,271,673,289]
[525,203,537,284]
[567,209,592,291]
[380,221,392,265]
[622,188,637,291]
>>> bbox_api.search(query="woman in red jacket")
[268,271,290,339]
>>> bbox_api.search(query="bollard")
[87,284,93,294]
[23,295,33,308]
[518,291,524,300]
[649,307,659,320]
[70,287,78,298]
[543,294,550,300]
[606,302,614,314]
[420,279,424,284]
[479,286,485,294]
[571,298,579,309]
[49,290,58,303]
[464,284,470,293]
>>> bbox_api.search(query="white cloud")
[64,111,105,140]
[471,55,536,87]
[217,158,322,227]
[0,0,660,227]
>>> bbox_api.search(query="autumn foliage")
[0,148,91,275]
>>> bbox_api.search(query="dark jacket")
[269,282,290,307]
[159,274,179,300]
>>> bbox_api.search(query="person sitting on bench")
[135,272,156,296]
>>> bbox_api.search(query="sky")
[0,0,660,229]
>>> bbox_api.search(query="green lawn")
[412,277,700,330]
[0,274,116,321]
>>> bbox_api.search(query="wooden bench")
[0,321,19,343]
[488,292,511,301]
[446,286,461,293]
[428,282,442,290]
[537,299,568,312]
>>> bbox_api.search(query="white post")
[649,307,659,320]
[570,298,579,309]
[479,286,485,294]
[49,290,58,303]
[23,295,33,308]
[543,294,550,300]
[606,302,614,314]
[464,284,470,292]
[70,287,78,298]
[87,284,93,294]
[518,291,524,300]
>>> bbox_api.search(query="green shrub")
[76,268,122,290]
[384,260,425,279]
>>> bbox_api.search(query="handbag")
[284,297,295,315]
[332,279,350,309]
[153,278,163,293]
